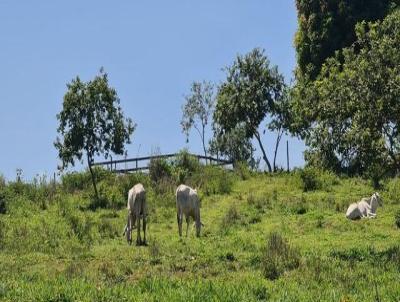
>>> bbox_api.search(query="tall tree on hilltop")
[55,69,135,201]
[214,48,285,172]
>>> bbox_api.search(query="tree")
[295,9,400,177]
[214,48,285,172]
[55,69,135,201]
[181,81,215,159]
[209,123,255,168]
[295,0,395,80]
[267,87,292,172]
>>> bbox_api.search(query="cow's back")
[128,183,146,214]
[176,184,197,214]
[346,203,361,220]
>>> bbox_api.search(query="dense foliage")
[55,69,135,200]
[293,10,400,178]
[214,48,286,172]
[295,0,396,80]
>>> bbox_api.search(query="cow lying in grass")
[346,192,381,220]
[176,184,202,237]
[123,183,147,245]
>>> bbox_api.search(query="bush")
[221,204,241,229]
[299,167,320,192]
[173,150,200,174]
[0,190,6,214]
[386,178,400,204]
[395,211,400,229]
[61,171,92,192]
[234,161,251,180]
[149,158,172,183]
[261,232,301,280]
[190,166,234,195]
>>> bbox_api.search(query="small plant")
[0,190,6,214]
[149,239,162,265]
[0,220,6,250]
[316,215,324,228]
[395,210,400,229]
[261,232,301,280]
[386,178,400,204]
[234,161,251,180]
[221,204,240,229]
[299,167,320,192]
[149,157,172,183]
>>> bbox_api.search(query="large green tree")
[295,0,396,80]
[55,69,135,200]
[297,10,400,177]
[214,48,285,172]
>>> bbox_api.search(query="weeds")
[395,210,400,229]
[261,232,301,280]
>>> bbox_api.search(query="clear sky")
[0,1,305,181]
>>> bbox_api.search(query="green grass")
[1,171,400,301]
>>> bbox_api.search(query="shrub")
[291,196,308,215]
[0,220,6,249]
[149,158,172,183]
[261,232,301,280]
[61,171,92,192]
[149,239,162,265]
[0,190,6,214]
[386,178,400,204]
[299,167,320,192]
[173,149,200,174]
[221,204,241,229]
[190,166,234,195]
[395,211,400,229]
[98,218,119,239]
[234,161,251,180]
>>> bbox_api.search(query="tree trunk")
[254,130,272,172]
[87,153,99,201]
[201,124,207,165]
[273,128,283,172]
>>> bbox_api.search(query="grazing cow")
[346,192,381,220]
[123,183,147,245]
[176,184,202,237]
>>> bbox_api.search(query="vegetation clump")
[261,232,301,280]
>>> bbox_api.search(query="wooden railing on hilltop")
[91,153,233,173]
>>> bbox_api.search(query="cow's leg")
[195,212,201,238]
[136,214,142,246]
[142,214,147,245]
[177,210,183,237]
[186,215,190,237]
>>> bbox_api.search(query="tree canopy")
[55,69,135,200]
[214,48,285,172]
[295,0,396,80]
[295,9,400,176]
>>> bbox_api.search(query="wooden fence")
[91,153,233,173]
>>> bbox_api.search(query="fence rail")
[91,153,233,173]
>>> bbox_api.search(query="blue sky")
[0,1,305,181]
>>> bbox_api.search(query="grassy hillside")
[0,168,400,301]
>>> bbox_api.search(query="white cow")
[176,184,202,237]
[123,183,147,245]
[346,192,381,220]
